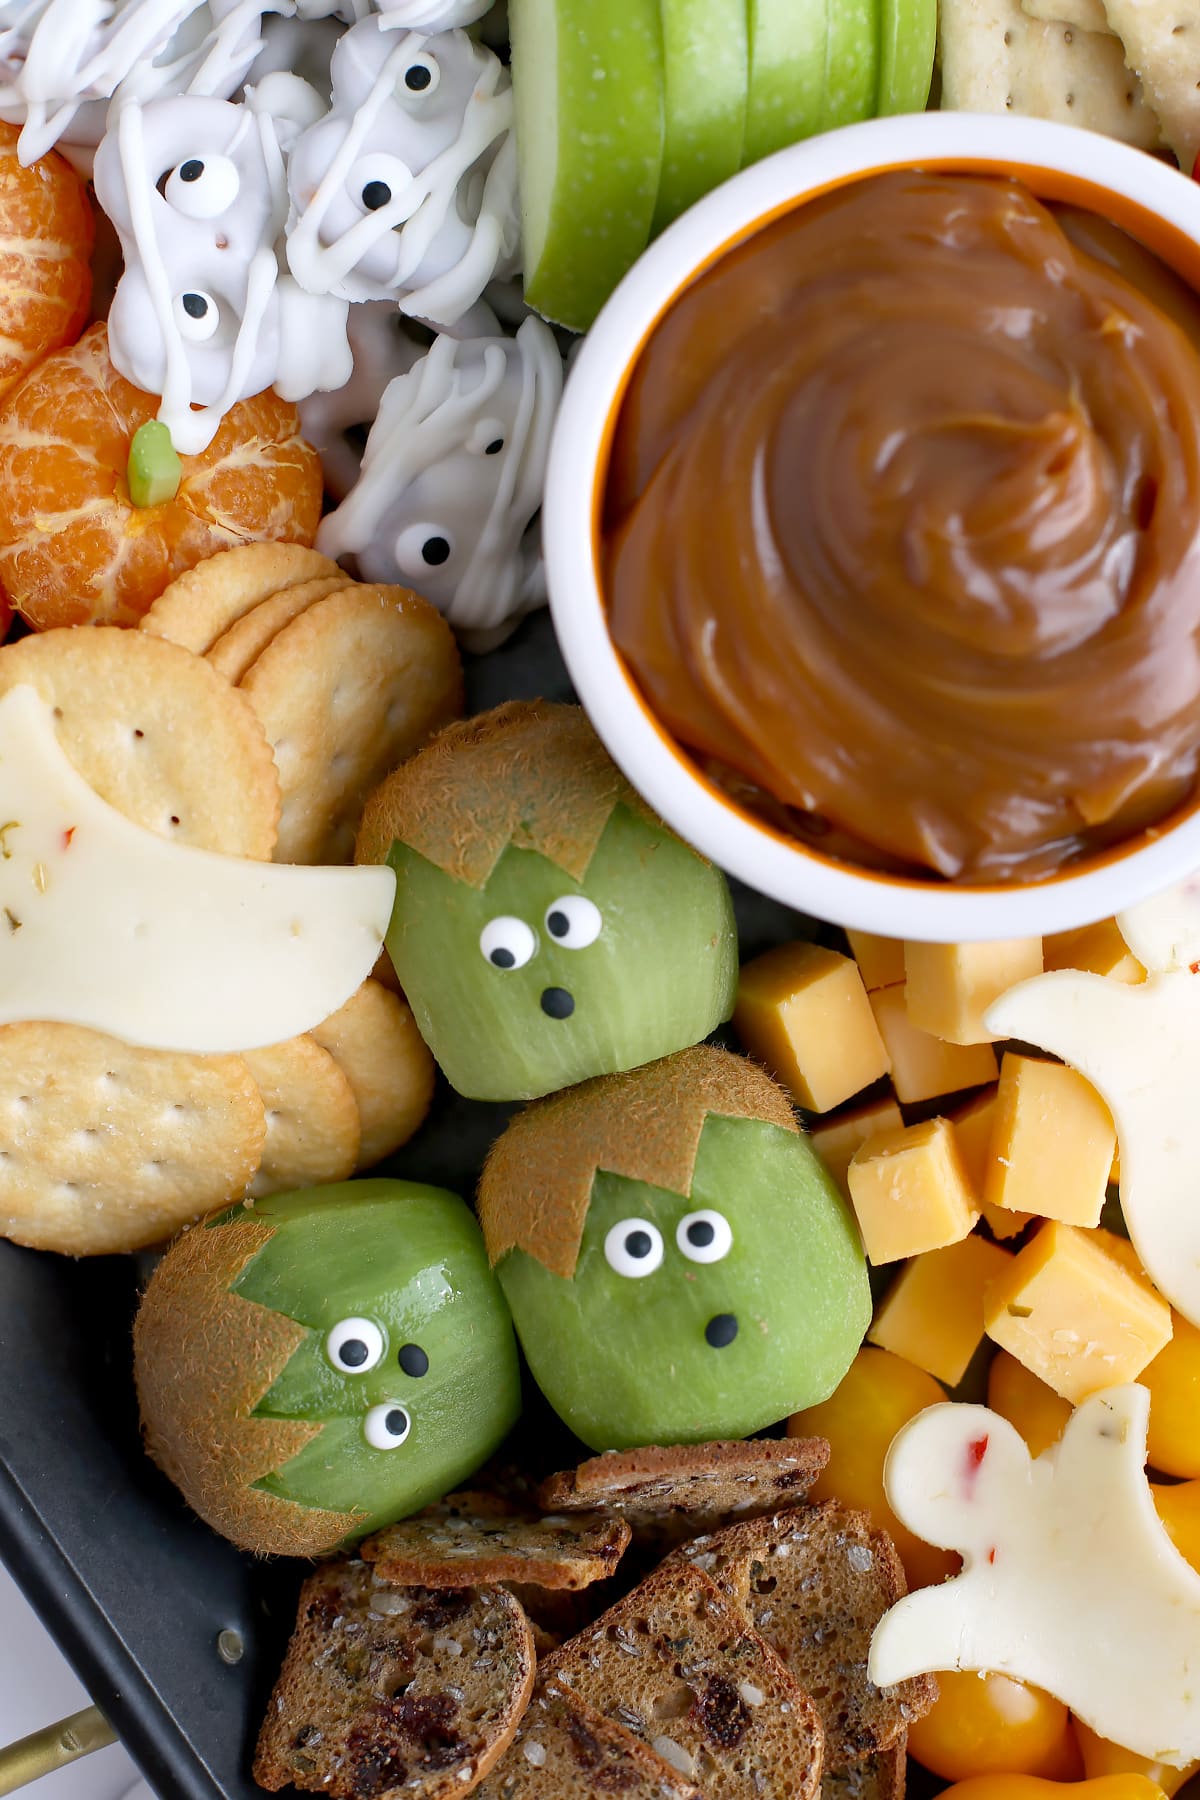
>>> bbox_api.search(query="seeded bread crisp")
[823,1742,907,1800]
[542,1559,825,1800]
[536,1438,830,1521]
[362,1499,631,1591]
[677,1502,936,1766]
[473,1679,702,1800]
[252,1560,535,1798]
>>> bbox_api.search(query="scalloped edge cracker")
[1022,0,1107,32]
[1099,0,1200,167]
[939,0,1162,146]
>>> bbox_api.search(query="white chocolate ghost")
[293,0,493,21]
[0,684,394,1053]
[94,91,352,455]
[298,299,426,500]
[318,314,562,645]
[986,885,1200,1331]
[285,17,519,327]
[869,1386,1200,1764]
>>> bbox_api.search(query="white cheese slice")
[0,684,395,1054]
[1118,877,1200,974]
[986,965,1200,1330]
[869,1385,1200,1765]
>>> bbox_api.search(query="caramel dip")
[605,170,1200,883]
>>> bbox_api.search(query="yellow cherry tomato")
[1143,1314,1200,1478]
[1152,1478,1200,1573]
[909,1672,1081,1783]
[788,1345,958,1589]
[937,1776,1166,1800]
[1075,1718,1199,1797]
[987,1350,1072,1457]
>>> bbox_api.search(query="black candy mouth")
[540,986,575,1019]
[705,1314,738,1349]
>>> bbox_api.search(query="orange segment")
[0,122,92,407]
[0,325,323,628]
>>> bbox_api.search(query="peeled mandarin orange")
[0,124,92,406]
[0,324,324,629]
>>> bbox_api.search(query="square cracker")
[1099,0,1200,167]
[939,0,1162,146]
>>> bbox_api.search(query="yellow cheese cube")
[846,930,906,992]
[810,1096,904,1200]
[868,986,998,1105]
[1111,1143,1121,1188]
[1043,918,1145,984]
[904,938,1044,1045]
[983,1221,1172,1402]
[734,942,891,1113]
[869,1233,1015,1385]
[847,1117,979,1265]
[950,1089,1035,1240]
[984,1053,1115,1228]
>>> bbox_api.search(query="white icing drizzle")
[284,17,519,326]
[318,314,562,644]
[298,299,426,499]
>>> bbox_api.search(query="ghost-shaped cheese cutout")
[869,1385,1200,1765]
[93,91,351,455]
[0,683,394,1052]
[986,888,1200,1331]
[284,18,519,327]
[134,1179,522,1555]
[318,316,562,644]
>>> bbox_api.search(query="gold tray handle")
[0,1703,116,1794]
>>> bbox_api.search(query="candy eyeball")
[326,1316,386,1372]
[677,1210,733,1264]
[604,1219,664,1279]
[466,417,506,456]
[544,895,602,950]
[364,1402,412,1449]
[480,916,536,971]
[394,520,455,576]
[350,151,412,215]
[162,153,240,219]
[173,289,221,342]
[400,51,439,95]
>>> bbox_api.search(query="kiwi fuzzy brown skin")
[477,1043,797,1279]
[134,1214,364,1557]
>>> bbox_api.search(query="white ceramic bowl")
[544,111,1200,941]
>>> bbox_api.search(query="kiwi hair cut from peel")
[134,1214,365,1556]
[355,699,665,888]
[477,1043,798,1279]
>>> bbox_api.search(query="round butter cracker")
[0,1022,266,1255]
[310,979,435,1169]
[244,1036,361,1199]
[0,626,281,858]
[140,543,341,656]
[205,576,349,686]
[238,583,464,865]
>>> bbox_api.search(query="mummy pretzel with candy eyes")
[285,15,519,328]
[93,89,352,454]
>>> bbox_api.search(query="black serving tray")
[0,609,808,1798]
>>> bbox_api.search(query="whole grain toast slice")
[676,1501,936,1767]
[252,1559,535,1798]
[473,1678,702,1799]
[542,1558,825,1800]
[824,1740,907,1800]
[362,1497,630,1591]
[536,1437,830,1523]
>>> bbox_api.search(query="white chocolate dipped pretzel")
[94,89,351,455]
[285,16,519,327]
[318,314,562,645]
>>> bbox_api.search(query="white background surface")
[0,1560,148,1798]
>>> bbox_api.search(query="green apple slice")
[652,0,749,232]
[876,0,936,112]
[820,0,879,128]
[510,0,665,332]
[742,0,828,166]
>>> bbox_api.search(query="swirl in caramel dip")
[604,169,1200,884]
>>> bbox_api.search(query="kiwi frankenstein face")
[356,702,738,1101]
[134,1180,522,1557]
[479,1049,871,1452]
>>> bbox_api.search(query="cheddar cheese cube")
[984,1053,1115,1229]
[734,942,890,1113]
[904,938,1043,1045]
[846,930,906,992]
[847,1117,979,1265]
[810,1096,904,1200]
[869,1233,1015,1385]
[1043,918,1145,985]
[983,1221,1172,1402]
[950,1089,1034,1239]
[868,986,998,1105]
